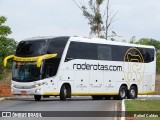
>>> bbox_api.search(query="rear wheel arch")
[121,84,128,90]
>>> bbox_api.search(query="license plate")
[21,91,27,94]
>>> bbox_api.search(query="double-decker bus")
[4,36,156,101]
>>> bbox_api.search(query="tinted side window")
[47,38,68,58]
[16,40,47,57]
[66,41,155,63]
[42,58,60,78]
[112,46,155,63]
[43,37,69,77]
[66,42,77,59]
[97,45,112,60]
[66,42,97,60]
[77,42,97,59]
[112,45,126,61]
[144,48,154,63]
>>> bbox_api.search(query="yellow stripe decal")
[138,91,155,95]
[43,92,59,95]
[4,54,57,67]
[37,54,57,67]
[3,55,14,67]
[14,56,39,62]
[71,92,118,96]
[43,91,155,96]
[43,92,118,96]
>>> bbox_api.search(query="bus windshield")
[16,40,47,57]
[12,61,41,82]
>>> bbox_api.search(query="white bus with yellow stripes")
[4,36,156,101]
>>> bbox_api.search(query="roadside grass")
[126,100,160,111]
[125,100,160,120]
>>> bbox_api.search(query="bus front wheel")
[34,95,41,101]
[60,85,67,100]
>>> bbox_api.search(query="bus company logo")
[73,63,122,71]
[123,48,145,84]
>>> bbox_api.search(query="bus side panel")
[138,61,156,94]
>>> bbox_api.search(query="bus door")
[42,62,57,94]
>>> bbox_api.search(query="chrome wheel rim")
[120,89,126,98]
[130,89,136,97]
[64,88,67,97]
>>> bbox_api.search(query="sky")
[0,0,160,42]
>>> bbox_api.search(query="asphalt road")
[0,96,121,120]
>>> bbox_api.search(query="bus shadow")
[7,96,119,102]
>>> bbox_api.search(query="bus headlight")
[35,89,41,93]
[34,84,40,87]
[12,84,15,87]
[34,82,45,87]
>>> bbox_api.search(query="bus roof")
[22,36,155,49]
[23,36,69,41]
[69,36,155,49]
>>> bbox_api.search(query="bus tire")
[60,85,67,101]
[118,86,127,100]
[104,96,111,100]
[92,96,98,100]
[92,96,103,100]
[128,86,137,99]
[34,95,41,101]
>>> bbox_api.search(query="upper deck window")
[66,41,155,63]
[16,37,69,58]
[47,38,68,58]
[16,40,47,57]
[97,45,112,60]
[66,42,97,60]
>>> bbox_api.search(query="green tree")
[135,38,160,50]
[134,38,160,74]
[72,0,117,39]
[0,16,17,79]
[0,16,12,37]
[129,36,136,44]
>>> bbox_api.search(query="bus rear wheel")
[128,86,137,99]
[104,96,111,100]
[117,86,127,100]
[34,95,41,101]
